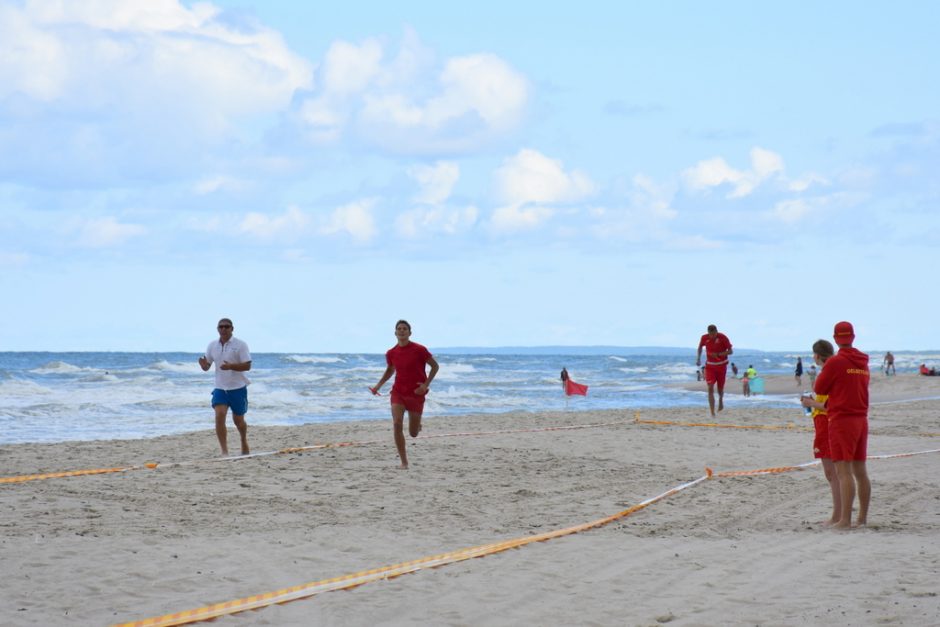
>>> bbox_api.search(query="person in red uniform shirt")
[696,324,733,417]
[371,320,439,469]
[812,321,871,528]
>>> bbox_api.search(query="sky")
[1,1,938,353]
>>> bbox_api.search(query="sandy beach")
[2,375,939,626]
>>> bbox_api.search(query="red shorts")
[828,416,868,462]
[704,364,728,389]
[812,414,830,458]
[391,389,426,414]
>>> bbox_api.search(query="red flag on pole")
[564,378,588,396]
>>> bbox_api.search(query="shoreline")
[2,395,939,625]
[674,371,940,404]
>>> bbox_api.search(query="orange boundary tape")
[0,466,135,484]
[113,445,940,626]
[0,418,635,486]
[113,473,711,627]
[635,415,811,432]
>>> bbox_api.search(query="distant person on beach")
[696,324,733,417]
[371,320,439,469]
[920,364,938,376]
[800,339,841,525]
[812,321,871,529]
[883,352,895,376]
[795,356,803,386]
[198,318,251,456]
[742,371,750,397]
[560,367,569,389]
[731,362,739,378]
[809,364,817,386]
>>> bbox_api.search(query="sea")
[1,349,934,445]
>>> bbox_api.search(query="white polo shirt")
[205,337,251,390]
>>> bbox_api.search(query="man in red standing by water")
[371,320,439,469]
[812,321,871,528]
[696,324,733,417]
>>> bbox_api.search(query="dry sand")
[2,374,939,626]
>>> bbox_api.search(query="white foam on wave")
[0,379,54,397]
[608,356,628,362]
[618,366,648,374]
[284,355,345,364]
[435,363,477,380]
[148,360,201,374]
[30,361,88,375]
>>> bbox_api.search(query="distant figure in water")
[731,362,739,378]
[560,367,569,389]
[795,356,804,386]
[883,352,895,376]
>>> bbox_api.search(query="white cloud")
[76,216,145,247]
[494,149,594,208]
[787,173,829,192]
[488,149,594,233]
[770,198,812,223]
[632,174,677,220]
[194,175,247,195]
[0,0,313,183]
[395,205,478,238]
[682,147,785,198]
[297,32,529,154]
[321,38,383,95]
[2,1,312,117]
[767,191,863,224]
[490,205,555,232]
[321,199,377,243]
[239,206,309,239]
[408,161,460,205]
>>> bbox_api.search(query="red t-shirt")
[813,346,869,420]
[698,333,732,366]
[386,341,432,395]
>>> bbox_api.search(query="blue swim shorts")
[211,386,248,415]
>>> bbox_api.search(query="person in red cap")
[696,324,733,417]
[811,321,871,528]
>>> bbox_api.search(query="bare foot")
[854,519,867,527]
[718,398,724,412]
[833,521,852,530]
[398,463,409,470]
[241,448,250,455]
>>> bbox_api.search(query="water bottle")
[802,391,813,415]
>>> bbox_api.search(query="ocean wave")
[284,355,346,364]
[0,379,54,397]
[30,360,88,375]
[148,360,201,374]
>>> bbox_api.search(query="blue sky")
[2,1,938,353]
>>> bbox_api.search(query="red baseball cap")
[833,321,855,345]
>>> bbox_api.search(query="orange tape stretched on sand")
[634,415,812,432]
[0,466,134,484]
[0,418,636,486]
[113,445,940,626]
[113,473,711,627]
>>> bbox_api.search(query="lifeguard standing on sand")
[696,324,733,417]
